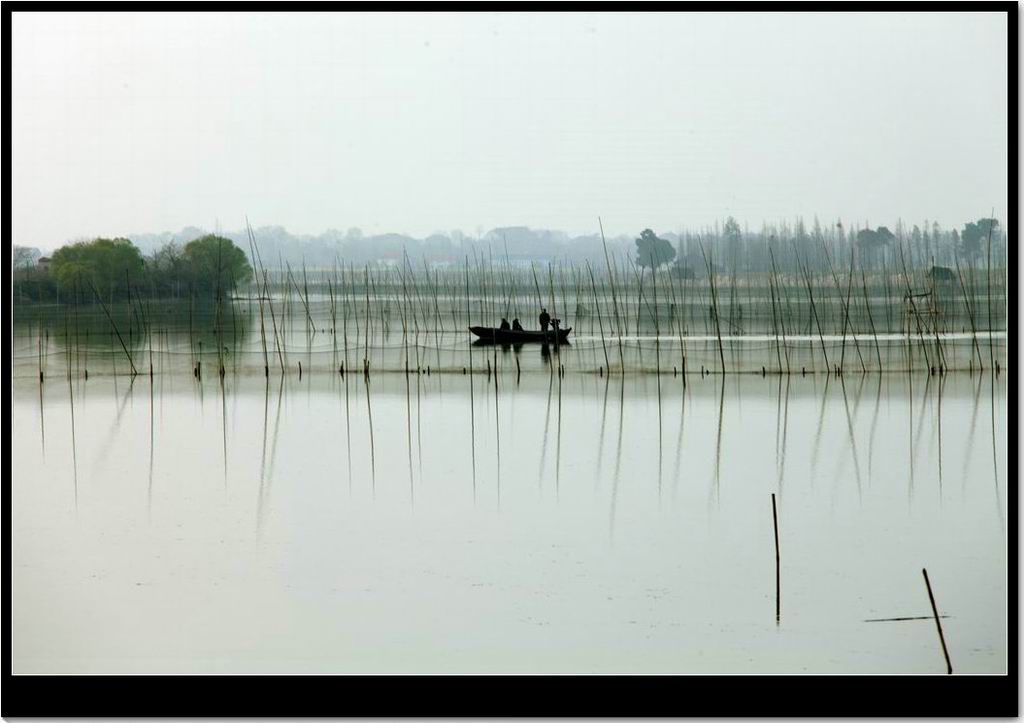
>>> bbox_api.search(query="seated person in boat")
[512,318,524,331]
[499,318,511,330]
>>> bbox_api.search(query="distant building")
[36,257,51,272]
[928,265,956,283]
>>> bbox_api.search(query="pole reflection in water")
[10,366,1008,675]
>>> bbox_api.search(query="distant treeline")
[13,235,251,304]
[111,217,1003,270]
[13,215,1005,304]
[633,217,1003,276]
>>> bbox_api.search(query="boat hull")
[469,326,572,344]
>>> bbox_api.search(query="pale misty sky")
[12,11,1009,250]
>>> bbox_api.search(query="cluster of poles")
[21,216,1005,383]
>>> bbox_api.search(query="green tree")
[182,234,252,294]
[50,237,144,298]
[634,228,676,269]
[722,216,743,270]
[960,218,999,263]
[146,241,189,295]
[856,226,894,268]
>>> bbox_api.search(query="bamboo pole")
[922,568,953,674]
[699,241,726,374]
[799,257,829,373]
[954,256,984,371]
[586,260,610,371]
[598,217,626,372]
[769,248,791,374]
[89,280,137,375]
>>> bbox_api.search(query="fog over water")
[12,12,1007,249]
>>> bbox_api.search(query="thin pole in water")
[922,568,953,674]
[699,241,725,375]
[38,318,44,383]
[772,493,780,624]
[598,217,625,372]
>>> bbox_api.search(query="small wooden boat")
[469,326,572,344]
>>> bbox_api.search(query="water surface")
[13,369,1006,673]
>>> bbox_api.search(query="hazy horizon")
[13,11,1009,251]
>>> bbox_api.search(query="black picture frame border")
[2,1,1017,716]
[3,673,1020,716]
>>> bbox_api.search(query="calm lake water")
[13,366,1006,673]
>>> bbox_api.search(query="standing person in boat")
[539,308,550,332]
[499,318,511,330]
[512,318,524,331]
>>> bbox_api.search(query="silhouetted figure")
[539,308,550,332]
[499,318,511,330]
[512,318,523,331]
